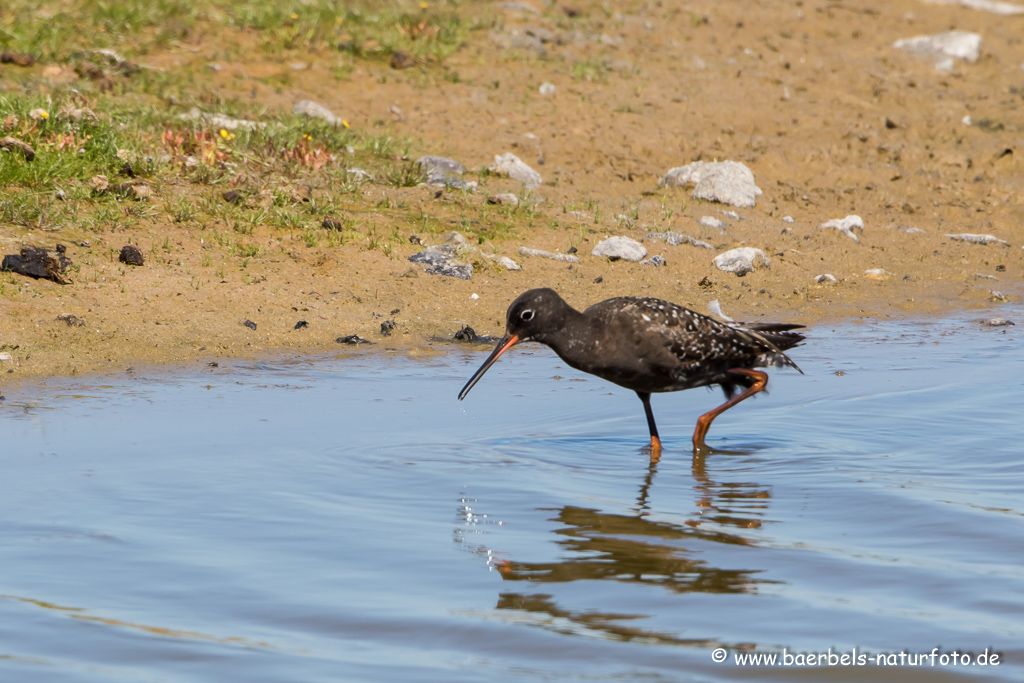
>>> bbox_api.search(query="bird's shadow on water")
[455,439,779,649]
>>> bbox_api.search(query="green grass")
[0,0,469,65]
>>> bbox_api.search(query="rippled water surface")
[2,312,1022,682]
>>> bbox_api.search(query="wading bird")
[458,288,805,453]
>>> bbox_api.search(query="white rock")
[179,108,266,130]
[518,246,579,263]
[815,273,838,284]
[645,232,713,249]
[820,215,864,243]
[660,160,762,208]
[782,216,795,223]
[294,100,343,126]
[699,216,727,229]
[864,268,892,279]
[981,318,1015,327]
[592,236,647,262]
[346,168,371,180]
[0,352,13,362]
[945,233,1010,246]
[539,82,556,95]
[494,256,522,271]
[640,254,666,267]
[893,31,982,63]
[490,153,542,188]
[962,115,973,126]
[721,210,741,220]
[487,193,520,207]
[712,247,769,276]
[922,0,1024,15]
[692,161,762,207]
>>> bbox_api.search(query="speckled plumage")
[459,288,805,451]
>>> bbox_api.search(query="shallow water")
[2,311,1022,682]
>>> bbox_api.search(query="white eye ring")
[520,309,535,321]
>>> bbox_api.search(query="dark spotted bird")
[458,288,805,452]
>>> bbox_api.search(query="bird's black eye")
[520,309,535,321]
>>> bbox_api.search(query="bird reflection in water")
[454,451,774,646]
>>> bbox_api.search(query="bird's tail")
[733,323,806,374]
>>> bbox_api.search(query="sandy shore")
[2,0,1022,388]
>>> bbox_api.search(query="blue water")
[1,312,1022,682]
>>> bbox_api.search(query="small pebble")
[489,152,542,188]
[981,318,1014,327]
[815,273,837,284]
[699,216,727,230]
[820,215,864,243]
[640,254,667,267]
[118,245,144,266]
[337,335,373,344]
[243,320,257,331]
[294,321,309,329]
[645,232,713,250]
[487,193,520,208]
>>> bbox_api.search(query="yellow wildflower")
[342,120,350,129]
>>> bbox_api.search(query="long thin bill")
[457,334,519,400]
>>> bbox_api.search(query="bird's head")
[458,288,571,400]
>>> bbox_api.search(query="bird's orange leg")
[637,392,663,458]
[692,369,769,452]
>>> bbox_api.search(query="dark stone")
[322,217,343,230]
[454,326,477,342]
[390,50,416,69]
[425,263,473,279]
[336,335,373,345]
[389,308,400,315]
[593,276,603,283]
[243,320,257,331]
[223,189,245,204]
[0,52,35,67]
[409,235,424,245]
[294,320,309,329]
[119,244,144,266]
[567,246,578,254]
[55,314,85,327]
[380,320,397,336]
[0,136,35,161]
[1,244,73,284]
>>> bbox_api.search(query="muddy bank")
[2,0,1022,386]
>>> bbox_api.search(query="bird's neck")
[536,305,587,357]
